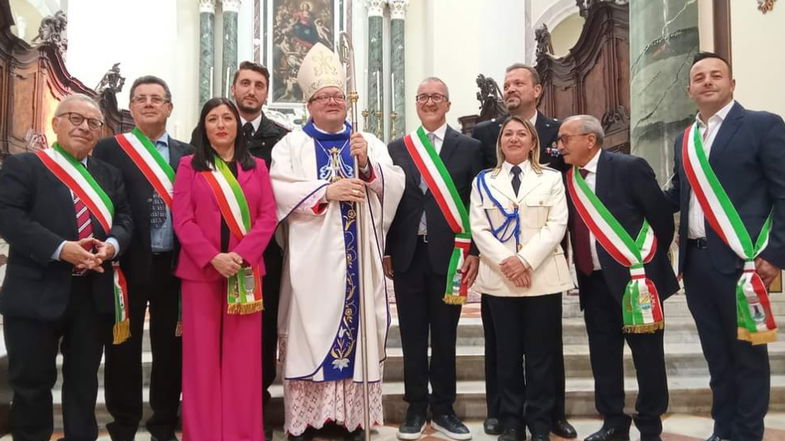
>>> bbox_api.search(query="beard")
[504,96,521,111]
[237,99,263,115]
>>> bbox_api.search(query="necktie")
[73,192,94,275]
[243,122,255,139]
[511,165,522,196]
[150,141,168,227]
[573,168,594,275]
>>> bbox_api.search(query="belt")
[152,250,174,258]
[687,238,708,249]
[417,234,428,244]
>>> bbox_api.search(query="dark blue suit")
[664,102,785,441]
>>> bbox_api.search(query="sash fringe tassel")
[228,300,264,315]
[113,319,130,345]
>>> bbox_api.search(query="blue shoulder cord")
[476,170,521,249]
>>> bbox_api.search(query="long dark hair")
[191,97,256,171]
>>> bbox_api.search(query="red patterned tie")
[73,192,94,275]
[573,168,594,275]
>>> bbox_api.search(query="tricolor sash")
[115,128,175,207]
[682,123,777,344]
[201,156,263,314]
[567,166,665,333]
[36,144,130,343]
[403,127,471,304]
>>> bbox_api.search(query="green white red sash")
[200,156,263,314]
[35,144,130,343]
[403,127,471,304]
[682,123,777,344]
[567,166,664,333]
[115,128,175,207]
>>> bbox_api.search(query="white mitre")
[297,42,346,102]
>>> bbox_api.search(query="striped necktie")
[73,192,94,275]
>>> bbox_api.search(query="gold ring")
[353,189,361,196]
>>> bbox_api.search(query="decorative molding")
[365,0,385,17]
[221,0,241,13]
[757,0,777,13]
[199,0,217,14]
[387,0,409,19]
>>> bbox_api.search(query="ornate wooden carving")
[0,4,132,161]
[536,0,630,153]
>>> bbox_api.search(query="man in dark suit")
[228,61,288,440]
[385,77,482,441]
[94,76,191,441]
[560,115,677,441]
[470,63,574,439]
[0,94,133,441]
[664,52,785,441]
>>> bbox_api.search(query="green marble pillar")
[199,0,216,109]
[222,0,240,99]
[388,0,408,140]
[366,0,384,138]
[629,0,699,185]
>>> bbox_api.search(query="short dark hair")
[505,63,541,86]
[233,61,270,86]
[129,75,172,102]
[692,51,732,77]
[191,97,256,172]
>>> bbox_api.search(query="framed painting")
[267,0,341,107]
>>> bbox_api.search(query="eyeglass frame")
[308,94,347,104]
[554,133,592,146]
[415,93,448,104]
[130,95,170,105]
[56,112,105,130]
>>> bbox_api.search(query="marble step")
[49,374,785,429]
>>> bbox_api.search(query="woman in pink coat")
[173,97,277,441]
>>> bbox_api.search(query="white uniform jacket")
[470,161,574,297]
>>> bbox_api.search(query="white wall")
[730,2,785,118]
[64,0,200,140]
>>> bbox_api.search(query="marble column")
[365,0,385,139]
[199,0,216,108]
[629,0,699,185]
[222,0,241,98]
[388,0,408,140]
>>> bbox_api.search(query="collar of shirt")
[529,111,538,127]
[581,148,602,175]
[695,99,735,130]
[427,122,448,142]
[154,132,170,148]
[313,122,349,135]
[501,160,530,177]
[241,113,263,133]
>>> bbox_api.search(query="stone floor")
[11,412,785,441]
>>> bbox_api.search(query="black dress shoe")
[584,426,630,441]
[288,428,314,441]
[705,435,730,441]
[151,435,179,441]
[531,433,550,441]
[498,427,525,441]
[346,428,365,441]
[484,418,502,435]
[397,413,427,440]
[552,418,577,438]
[265,426,274,441]
[431,414,472,440]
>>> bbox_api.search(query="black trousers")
[683,245,769,441]
[579,271,668,438]
[482,293,568,424]
[393,239,462,417]
[4,276,111,441]
[486,294,560,436]
[104,253,182,441]
[262,243,283,419]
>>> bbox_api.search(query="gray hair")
[505,63,541,86]
[54,93,103,118]
[563,114,604,146]
[130,75,173,102]
[418,77,450,100]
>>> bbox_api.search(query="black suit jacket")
[568,150,679,305]
[387,126,483,274]
[93,135,192,282]
[0,152,133,320]
[471,111,565,171]
[665,102,785,274]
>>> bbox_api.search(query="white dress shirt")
[241,112,263,133]
[687,99,736,239]
[580,149,603,271]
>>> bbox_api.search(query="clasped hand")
[59,238,115,273]
[211,252,244,278]
[499,256,531,288]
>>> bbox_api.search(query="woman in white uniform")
[469,116,573,441]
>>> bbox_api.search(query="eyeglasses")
[130,95,169,105]
[415,93,447,104]
[555,133,591,145]
[57,112,104,130]
[309,94,346,104]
